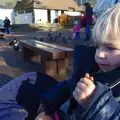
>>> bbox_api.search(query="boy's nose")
[96,50,106,59]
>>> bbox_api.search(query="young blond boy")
[73,3,120,120]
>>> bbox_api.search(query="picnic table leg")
[57,57,69,74]
[45,60,57,76]
[22,47,34,61]
[57,52,73,74]
[40,57,57,76]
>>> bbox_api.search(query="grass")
[11,23,60,32]
[11,23,73,32]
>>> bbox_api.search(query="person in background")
[4,17,11,34]
[58,13,66,28]
[73,20,81,40]
[84,3,93,41]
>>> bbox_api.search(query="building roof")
[15,0,84,11]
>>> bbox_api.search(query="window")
[55,11,59,16]
[79,0,90,4]
[25,9,33,13]
[76,0,93,4]
[0,19,4,27]
[18,11,24,14]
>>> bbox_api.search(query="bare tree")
[3,0,16,8]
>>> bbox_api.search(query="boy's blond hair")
[92,3,120,44]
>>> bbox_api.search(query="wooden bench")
[0,32,5,38]
[0,27,5,33]
[20,40,74,76]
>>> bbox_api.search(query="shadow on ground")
[0,48,43,86]
[1,48,42,72]
[0,73,13,87]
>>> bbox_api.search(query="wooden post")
[58,57,68,74]
[45,60,57,76]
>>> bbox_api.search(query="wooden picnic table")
[0,27,5,32]
[20,40,73,76]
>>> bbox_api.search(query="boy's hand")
[73,74,96,105]
[35,115,52,120]
[35,112,52,120]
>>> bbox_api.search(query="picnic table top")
[20,39,74,53]
[20,40,66,53]
[28,39,73,52]
[20,40,73,60]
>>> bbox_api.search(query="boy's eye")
[107,47,116,51]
